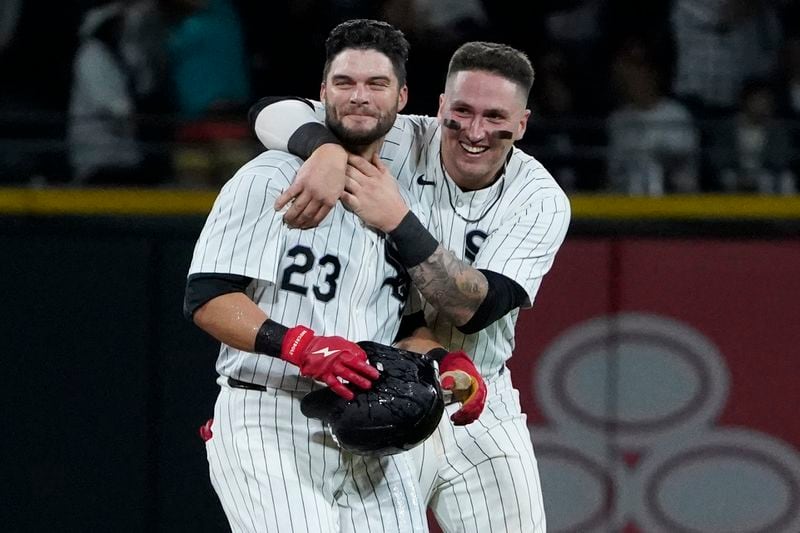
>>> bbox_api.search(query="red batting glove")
[281,326,380,400]
[439,351,487,425]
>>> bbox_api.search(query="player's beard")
[325,106,397,154]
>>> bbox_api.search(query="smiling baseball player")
[184,21,487,533]
[249,40,570,532]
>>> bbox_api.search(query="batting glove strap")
[280,325,315,366]
[439,351,487,425]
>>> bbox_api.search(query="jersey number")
[280,245,341,302]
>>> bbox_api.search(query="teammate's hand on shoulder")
[439,351,487,425]
[281,325,380,400]
[275,144,348,229]
[343,153,409,233]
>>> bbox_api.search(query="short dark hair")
[323,19,410,85]
[447,42,535,100]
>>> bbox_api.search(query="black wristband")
[426,348,449,363]
[457,270,528,335]
[388,212,439,268]
[254,319,289,357]
[287,122,342,159]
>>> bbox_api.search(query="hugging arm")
[250,97,348,228]
[249,98,527,329]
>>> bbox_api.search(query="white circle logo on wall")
[529,313,800,533]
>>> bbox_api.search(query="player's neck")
[443,147,513,191]
[346,139,384,161]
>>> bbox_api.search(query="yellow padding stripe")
[0,188,218,215]
[569,194,800,219]
[0,188,799,218]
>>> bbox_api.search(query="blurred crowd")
[1,0,799,194]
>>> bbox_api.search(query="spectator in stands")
[123,0,174,182]
[0,0,80,184]
[68,1,171,185]
[670,0,784,118]
[164,0,250,121]
[525,48,606,191]
[707,77,797,194]
[607,39,700,195]
[0,0,21,55]
[163,0,255,187]
[782,36,800,117]
[541,0,611,116]
[778,35,800,184]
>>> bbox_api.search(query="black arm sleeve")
[387,211,439,268]
[183,273,253,320]
[456,270,528,335]
[288,123,343,159]
[246,96,315,137]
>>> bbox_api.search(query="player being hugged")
[185,19,485,533]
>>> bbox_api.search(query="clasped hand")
[342,153,409,233]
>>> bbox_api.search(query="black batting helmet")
[301,341,444,456]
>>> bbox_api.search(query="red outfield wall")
[504,238,800,532]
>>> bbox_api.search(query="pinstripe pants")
[205,380,428,532]
[411,370,546,533]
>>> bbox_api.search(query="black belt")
[227,377,267,392]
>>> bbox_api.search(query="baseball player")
[249,40,571,532]
[184,21,485,533]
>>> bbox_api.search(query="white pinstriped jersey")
[382,116,562,533]
[302,102,570,377]
[188,150,412,390]
[388,117,571,377]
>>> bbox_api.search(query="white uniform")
[298,102,570,533]
[188,150,428,533]
[296,104,570,532]
[392,119,570,533]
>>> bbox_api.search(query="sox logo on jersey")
[464,230,488,263]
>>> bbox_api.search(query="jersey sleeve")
[472,190,571,308]
[253,98,326,151]
[253,96,437,169]
[188,158,297,283]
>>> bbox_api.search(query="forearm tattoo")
[407,245,488,326]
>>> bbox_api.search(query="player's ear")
[320,82,327,102]
[436,94,446,120]
[515,109,531,140]
[397,84,408,112]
